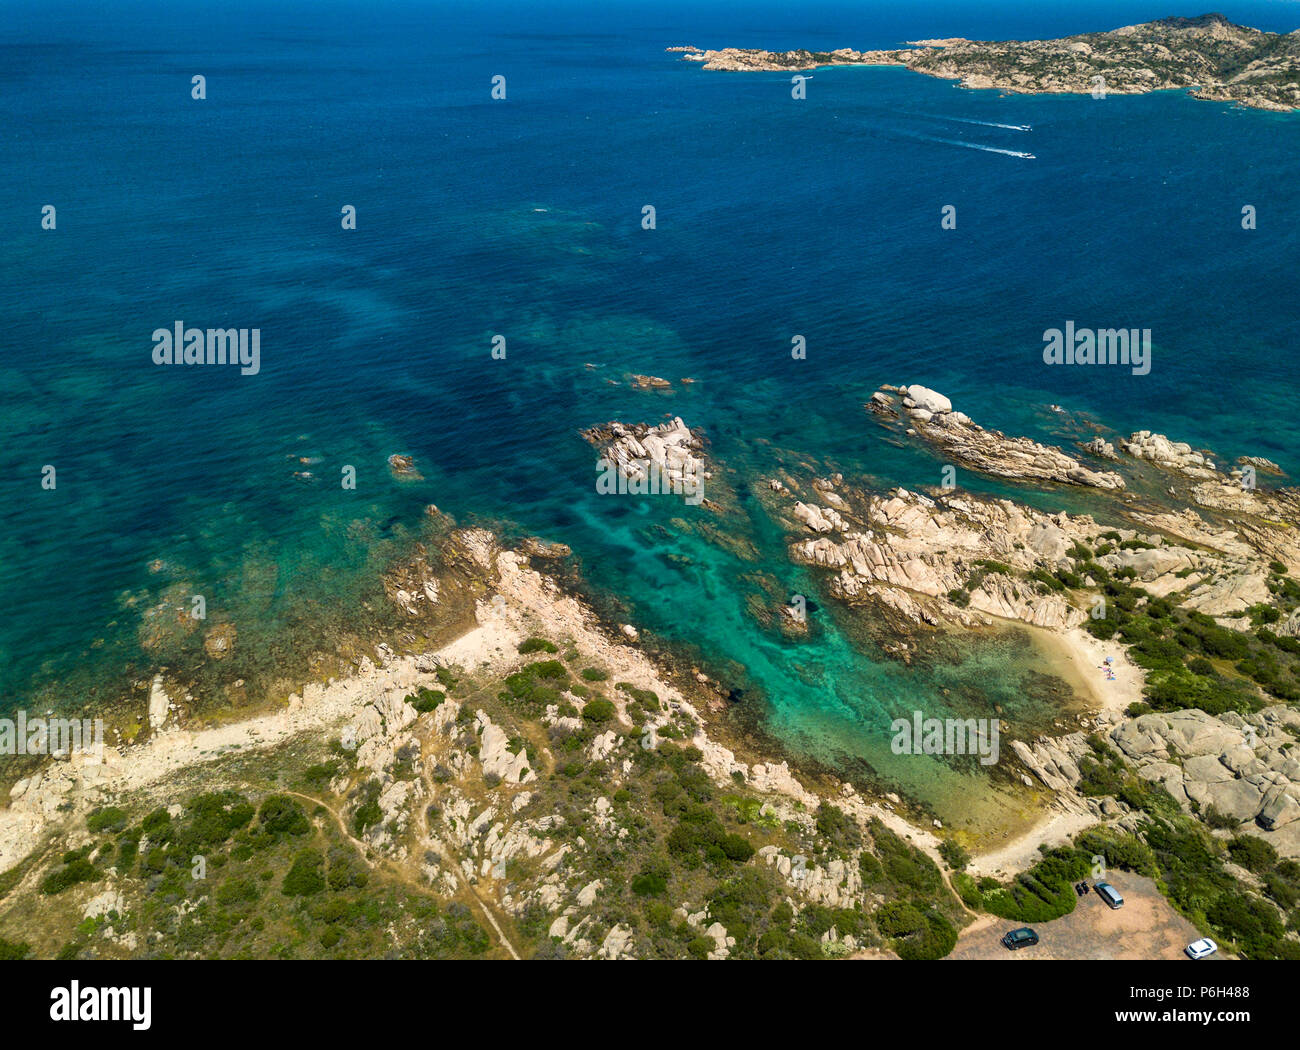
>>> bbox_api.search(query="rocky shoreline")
[872,384,1126,491]
[1,524,970,960]
[670,14,1300,113]
[6,378,1300,956]
[773,382,1300,867]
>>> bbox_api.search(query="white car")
[1185,938,1218,960]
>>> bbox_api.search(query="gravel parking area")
[947,875,1224,961]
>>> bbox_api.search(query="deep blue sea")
[2,0,1297,831]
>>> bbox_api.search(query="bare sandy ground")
[967,809,1101,879]
[1033,624,1146,719]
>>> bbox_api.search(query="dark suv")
[1002,927,1039,950]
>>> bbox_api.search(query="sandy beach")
[1030,623,1147,719]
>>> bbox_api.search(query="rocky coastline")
[0,524,957,960]
[772,382,1300,873]
[6,379,1300,957]
[670,14,1300,112]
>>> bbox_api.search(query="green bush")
[686,936,713,959]
[1075,827,1157,878]
[216,876,260,905]
[1248,603,1282,626]
[1085,614,1119,640]
[258,795,311,839]
[979,848,1089,922]
[185,791,255,846]
[1227,835,1279,875]
[702,862,769,946]
[952,872,984,909]
[282,849,326,896]
[1077,756,1127,798]
[581,698,616,722]
[939,840,970,871]
[869,820,945,897]
[894,910,957,960]
[326,847,369,891]
[141,808,174,841]
[302,760,341,786]
[616,683,660,709]
[787,931,825,959]
[874,901,957,959]
[631,861,669,897]
[352,780,382,836]
[86,807,128,834]
[720,833,755,863]
[500,660,569,712]
[518,637,558,654]
[116,834,140,871]
[814,804,861,852]
[409,687,447,713]
[858,851,884,883]
[41,858,100,896]
[874,900,925,937]
[1030,568,1066,593]
[1206,892,1284,958]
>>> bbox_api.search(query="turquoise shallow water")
[2,0,1298,830]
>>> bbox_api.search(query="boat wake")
[914,133,1035,159]
[842,117,1036,159]
[940,115,1031,132]
[880,106,1032,133]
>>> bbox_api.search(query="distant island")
[669,13,1300,111]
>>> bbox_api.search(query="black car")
[1002,927,1039,950]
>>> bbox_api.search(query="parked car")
[1002,927,1039,950]
[1186,938,1218,960]
[1095,881,1124,909]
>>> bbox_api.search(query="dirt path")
[413,774,522,960]
[281,787,522,961]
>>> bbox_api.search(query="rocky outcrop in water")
[873,384,1126,490]
[1120,431,1218,478]
[629,374,672,390]
[583,417,710,498]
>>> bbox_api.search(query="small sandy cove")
[963,624,1147,878]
